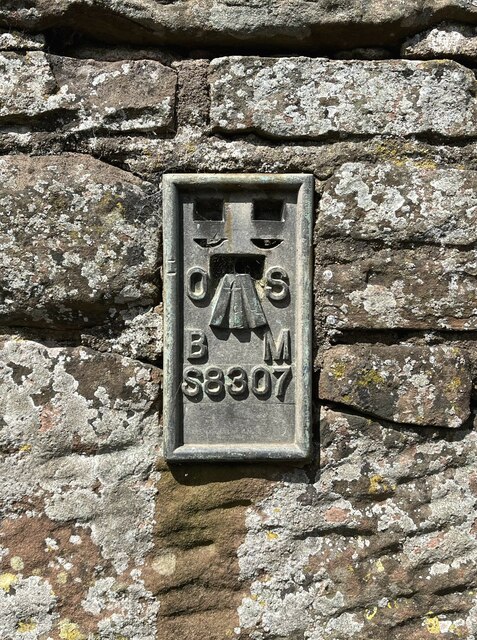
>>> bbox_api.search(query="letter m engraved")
[263,329,291,363]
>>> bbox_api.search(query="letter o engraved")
[226,366,248,396]
[251,366,271,396]
[204,367,224,397]
[187,267,208,301]
[265,266,289,301]
[182,366,203,398]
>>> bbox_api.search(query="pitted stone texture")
[0,153,160,328]
[0,31,44,50]
[319,344,471,428]
[0,338,161,638]
[209,57,477,140]
[402,22,477,60]
[0,51,73,122]
[318,162,477,246]
[50,56,176,133]
[2,1,477,50]
[318,243,477,331]
[237,408,477,640]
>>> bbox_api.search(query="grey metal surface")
[163,174,313,461]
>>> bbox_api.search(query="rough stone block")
[82,305,163,363]
[402,22,477,60]
[50,56,176,133]
[0,154,161,328]
[319,344,472,428]
[318,244,477,331]
[2,1,477,51]
[0,338,161,637]
[209,57,477,139]
[318,162,477,246]
[237,407,477,639]
[0,51,73,122]
[0,31,44,50]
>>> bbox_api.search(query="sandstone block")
[0,338,161,636]
[209,57,477,139]
[0,31,44,50]
[319,344,472,428]
[82,305,163,363]
[0,51,72,122]
[2,1,477,51]
[318,244,477,331]
[50,56,176,133]
[238,407,477,639]
[318,162,477,246]
[402,22,477,60]
[0,154,160,328]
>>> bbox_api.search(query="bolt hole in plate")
[163,174,313,461]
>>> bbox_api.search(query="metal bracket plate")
[163,174,313,461]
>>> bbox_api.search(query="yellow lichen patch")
[0,572,18,592]
[17,621,37,633]
[446,377,462,393]
[266,531,279,540]
[374,143,407,167]
[330,362,346,380]
[412,158,438,170]
[425,615,441,634]
[375,559,385,573]
[58,620,85,640]
[368,474,390,494]
[357,369,385,387]
[56,571,68,584]
[365,606,378,621]
[10,556,24,571]
[19,443,32,453]
[449,623,467,637]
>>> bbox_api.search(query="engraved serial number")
[182,365,292,400]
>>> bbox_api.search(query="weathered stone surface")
[318,162,477,246]
[0,338,161,638]
[0,153,161,328]
[237,408,477,639]
[318,243,477,331]
[0,30,44,50]
[2,1,477,50]
[82,305,163,363]
[0,51,73,122]
[319,344,471,427]
[209,57,477,140]
[50,56,176,133]
[402,22,477,60]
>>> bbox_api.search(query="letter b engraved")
[187,329,208,360]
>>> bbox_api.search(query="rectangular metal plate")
[163,174,313,461]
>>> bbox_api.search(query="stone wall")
[2,3,477,639]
